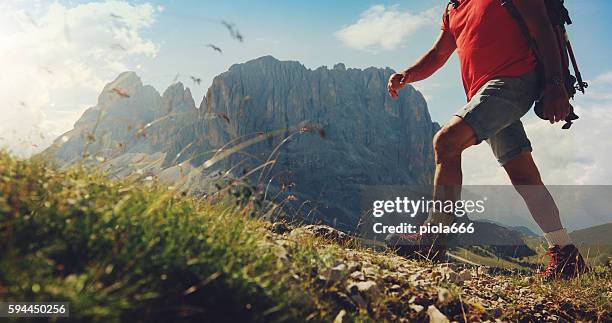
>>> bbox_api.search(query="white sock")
[544,228,573,248]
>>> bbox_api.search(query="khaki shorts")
[455,71,538,166]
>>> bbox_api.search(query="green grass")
[0,151,352,322]
[451,247,528,269]
[505,266,612,321]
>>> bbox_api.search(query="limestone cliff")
[46,56,439,229]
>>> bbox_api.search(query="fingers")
[387,82,397,98]
[387,75,401,99]
[555,104,561,123]
[544,99,571,123]
[552,102,560,123]
[542,86,571,123]
[558,101,570,122]
[553,100,571,123]
[543,103,553,124]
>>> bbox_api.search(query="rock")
[363,266,378,278]
[347,281,379,299]
[382,274,397,283]
[324,264,347,283]
[447,271,460,283]
[459,270,473,282]
[489,308,502,317]
[333,63,346,71]
[333,309,347,323]
[291,225,351,244]
[349,271,365,281]
[334,292,356,312]
[350,293,368,308]
[271,222,289,234]
[347,261,361,273]
[435,267,459,283]
[409,273,423,282]
[427,305,450,323]
[437,287,451,303]
[409,304,424,313]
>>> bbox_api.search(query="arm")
[388,30,456,98]
[515,0,570,123]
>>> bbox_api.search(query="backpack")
[446,0,587,129]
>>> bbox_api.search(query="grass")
[502,266,612,321]
[0,151,351,322]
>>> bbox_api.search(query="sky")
[0,0,611,187]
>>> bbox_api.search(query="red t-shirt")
[442,0,537,101]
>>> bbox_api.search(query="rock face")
[46,56,439,229]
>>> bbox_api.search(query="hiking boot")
[541,244,589,280]
[385,232,448,262]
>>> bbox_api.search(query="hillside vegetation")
[0,152,610,322]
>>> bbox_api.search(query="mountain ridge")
[45,56,439,229]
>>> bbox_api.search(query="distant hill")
[570,222,612,246]
[509,225,540,238]
[570,223,612,265]
[476,219,541,238]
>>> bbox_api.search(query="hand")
[542,84,570,123]
[387,73,408,99]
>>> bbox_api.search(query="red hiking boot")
[385,232,448,262]
[541,244,589,280]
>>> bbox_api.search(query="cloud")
[335,5,438,51]
[0,0,160,156]
[462,71,612,185]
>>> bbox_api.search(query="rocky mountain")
[46,56,439,229]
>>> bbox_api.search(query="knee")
[433,127,463,163]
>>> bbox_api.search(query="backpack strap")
[444,2,453,27]
[445,1,462,24]
[500,0,545,90]
[500,0,541,59]
[501,0,579,129]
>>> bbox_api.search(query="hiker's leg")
[430,116,477,223]
[432,71,537,224]
[489,120,572,247]
[384,117,475,260]
[505,153,587,279]
[503,151,563,232]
